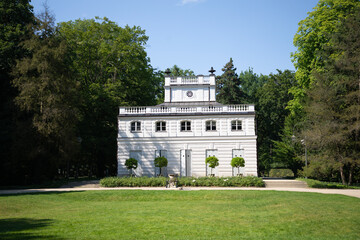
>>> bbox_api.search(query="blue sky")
[30,0,318,76]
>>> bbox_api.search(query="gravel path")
[1,185,359,198]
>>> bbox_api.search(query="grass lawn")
[0,190,359,239]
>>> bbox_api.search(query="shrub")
[205,156,219,176]
[154,156,168,176]
[125,158,138,171]
[100,176,265,188]
[269,169,294,178]
[231,157,245,175]
[297,178,360,189]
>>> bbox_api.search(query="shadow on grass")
[0,218,63,240]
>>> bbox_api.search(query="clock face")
[186,91,193,98]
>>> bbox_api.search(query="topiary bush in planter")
[154,156,168,176]
[205,156,219,176]
[231,157,245,176]
[125,158,138,176]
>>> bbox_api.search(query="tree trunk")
[348,164,353,186]
[339,165,346,185]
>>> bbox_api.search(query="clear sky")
[30,0,318,76]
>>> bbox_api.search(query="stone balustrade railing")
[168,75,211,85]
[119,104,255,115]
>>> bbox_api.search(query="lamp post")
[292,135,308,179]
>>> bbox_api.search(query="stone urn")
[167,174,178,188]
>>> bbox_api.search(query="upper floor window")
[206,120,216,131]
[231,120,242,131]
[131,121,141,132]
[156,121,166,132]
[181,121,191,132]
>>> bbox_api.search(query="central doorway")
[180,149,191,176]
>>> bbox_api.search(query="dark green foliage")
[100,176,265,187]
[216,58,242,104]
[231,157,245,168]
[205,156,219,169]
[168,64,195,77]
[12,5,81,182]
[302,9,360,185]
[154,156,168,168]
[0,0,34,185]
[125,158,138,170]
[256,70,298,176]
[58,17,161,177]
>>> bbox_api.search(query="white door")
[232,149,244,176]
[130,150,142,176]
[180,150,191,177]
[206,149,218,176]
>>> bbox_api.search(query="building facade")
[117,69,257,177]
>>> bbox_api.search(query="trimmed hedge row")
[298,178,360,189]
[100,176,265,188]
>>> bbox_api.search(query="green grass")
[298,178,360,189]
[0,190,359,239]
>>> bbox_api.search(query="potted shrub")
[205,156,219,177]
[154,156,168,176]
[125,158,138,176]
[231,157,245,176]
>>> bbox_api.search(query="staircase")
[264,179,308,188]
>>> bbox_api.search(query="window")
[231,120,242,131]
[181,121,191,131]
[206,120,216,131]
[156,121,166,132]
[131,121,141,132]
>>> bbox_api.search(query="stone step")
[264,180,308,188]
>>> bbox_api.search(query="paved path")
[1,185,359,199]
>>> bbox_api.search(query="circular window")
[186,91,193,98]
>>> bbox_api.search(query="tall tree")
[256,70,298,176]
[59,18,160,177]
[303,10,360,185]
[12,5,81,182]
[216,58,242,104]
[238,68,267,104]
[289,0,360,119]
[0,0,34,184]
[168,65,195,77]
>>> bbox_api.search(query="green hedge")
[297,178,360,189]
[269,169,294,178]
[100,176,265,188]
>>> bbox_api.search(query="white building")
[117,68,257,177]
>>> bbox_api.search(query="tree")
[12,5,81,182]
[231,157,245,176]
[256,70,297,176]
[205,156,219,176]
[125,158,138,176]
[289,0,360,120]
[216,58,242,104]
[303,10,360,185]
[154,156,168,176]
[0,0,34,185]
[238,68,267,104]
[168,65,195,77]
[59,17,161,177]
